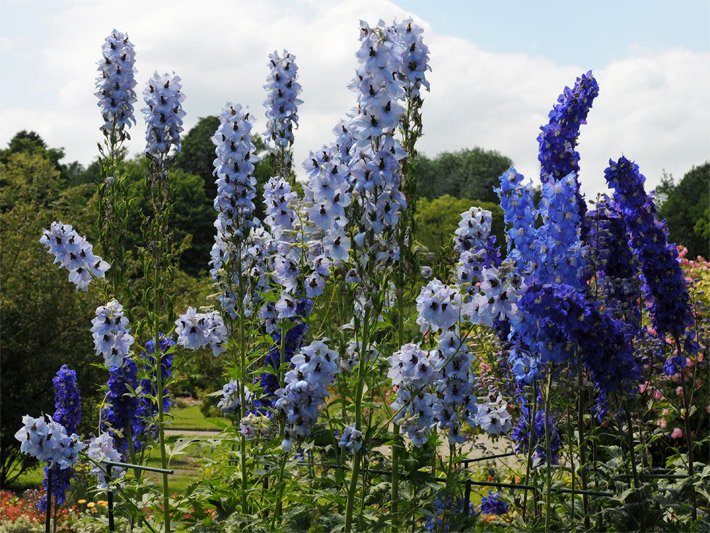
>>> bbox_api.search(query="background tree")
[0,130,89,185]
[658,162,709,258]
[175,116,221,200]
[0,148,104,487]
[416,147,513,203]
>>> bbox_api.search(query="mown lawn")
[168,404,229,431]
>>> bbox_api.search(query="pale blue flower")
[95,29,137,137]
[142,72,186,159]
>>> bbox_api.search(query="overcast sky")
[1,0,708,196]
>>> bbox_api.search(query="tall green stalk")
[522,380,539,522]
[577,365,590,529]
[144,156,174,532]
[543,367,554,532]
[345,309,370,533]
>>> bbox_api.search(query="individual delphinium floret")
[275,340,339,451]
[604,156,696,371]
[40,222,110,291]
[217,380,254,416]
[463,260,527,328]
[91,299,135,368]
[95,29,137,139]
[38,366,82,511]
[338,425,364,454]
[15,415,84,470]
[415,279,462,332]
[175,308,228,356]
[475,393,513,436]
[538,71,599,235]
[86,433,125,489]
[142,72,186,160]
[479,491,509,515]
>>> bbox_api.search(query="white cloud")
[1,0,708,199]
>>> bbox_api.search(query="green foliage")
[0,163,104,487]
[659,162,710,258]
[416,147,513,203]
[415,195,505,255]
[0,151,62,211]
[0,130,88,185]
[114,158,215,276]
[175,116,221,200]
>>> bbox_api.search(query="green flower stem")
[577,364,590,529]
[344,308,371,533]
[237,283,250,515]
[154,331,170,532]
[544,367,554,532]
[273,449,288,525]
[522,380,538,522]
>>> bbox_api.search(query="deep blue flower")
[511,389,561,466]
[100,358,140,456]
[586,196,642,331]
[134,334,175,445]
[425,491,477,532]
[38,365,82,511]
[603,156,694,354]
[538,71,599,235]
[516,282,641,394]
[479,491,509,515]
